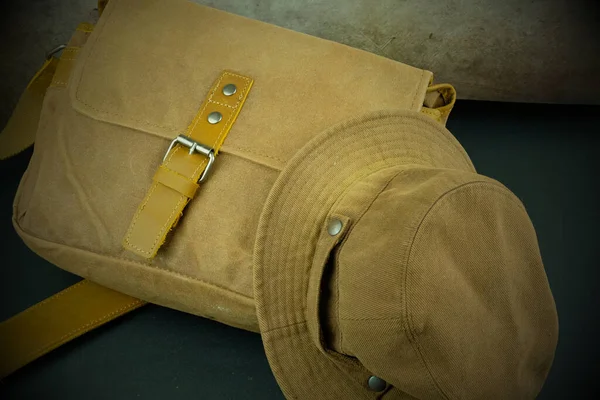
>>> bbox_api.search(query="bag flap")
[69,0,432,169]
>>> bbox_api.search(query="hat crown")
[321,167,558,399]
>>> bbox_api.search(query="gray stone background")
[0,0,599,130]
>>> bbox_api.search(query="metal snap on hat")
[253,110,558,399]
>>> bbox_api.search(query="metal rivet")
[207,111,222,124]
[222,83,237,96]
[327,218,343,236]
[368,375,387,392]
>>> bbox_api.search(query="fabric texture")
[253,111,558,398]
[12,0,435,332]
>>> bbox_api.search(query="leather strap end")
[420,83,457,126]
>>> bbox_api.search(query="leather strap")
[0,21,148,379]
[51,23,94,89]
[123,71,254,258]
[50,47,80,88]
[0,58,58,160]
[420,83,456,125]
[0,22,93,160]
[0,280,145,378]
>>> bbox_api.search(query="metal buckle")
[163,135,215,183]
[46,44,66,60]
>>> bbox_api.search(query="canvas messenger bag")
[0,0,558,398]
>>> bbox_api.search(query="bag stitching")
[155,166,198,198]
[404,181,525,400]
[124,73,251,256]
[14,219,254,300]
[72,1,427,166]
[3,280,89,322]
[15,299,144,366]
[208,99,235,109]
[225,144,286,165]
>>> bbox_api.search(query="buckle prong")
[163,135,215,183]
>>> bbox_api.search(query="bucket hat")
[254,110,558,399]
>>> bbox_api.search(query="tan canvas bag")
[0,0,452,372]
[0,0,558,397]
[6,0,452,326]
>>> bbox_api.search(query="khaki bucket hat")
[254,110,558,399]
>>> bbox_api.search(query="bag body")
[13,0,444,332]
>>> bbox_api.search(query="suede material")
[13,0,432,331]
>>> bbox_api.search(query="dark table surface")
[0,100,598,399]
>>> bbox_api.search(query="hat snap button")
[368,375,387,392]
[327,218,343,236]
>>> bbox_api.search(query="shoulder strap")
[0,56,57,160]
[0,280,144,378]
[1,18,146,379]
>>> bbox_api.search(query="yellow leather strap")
[50,47,80,88]
[420,83,457,125]
[0,280,145,378]
[123,71,254,258]
[0,58,57,160]
[50,22,94,88]
[153,165,200,199]
[0,22,93,160]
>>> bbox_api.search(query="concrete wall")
[1,0,598,127]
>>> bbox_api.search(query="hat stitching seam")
[365,116,473,171]
[271,114,471,178]
[263,322,367,399]
[254,113,479,397]
[259,142,403,327]
[322,168,408,351]
[261,323,305,397]
[340,316,404,321]
[258,168,408,396]
[262,319,307,333]
[404,180,520,400]
[281,130,468,184]
[331,168,410,328]
[323,168,409,367]
[255,139,469,324]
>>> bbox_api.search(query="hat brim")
[253,110,474,398]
